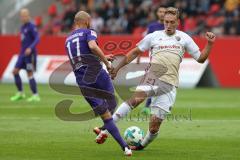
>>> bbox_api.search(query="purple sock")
[29,77,37,94]
[103,118,128,150]
[14,74,23,92]
[145,98,151,108]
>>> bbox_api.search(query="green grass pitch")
[0,83,240,160]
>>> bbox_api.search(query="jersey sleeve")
[87,30,97,42]
[184,34,201,60]
[136,33,152,52]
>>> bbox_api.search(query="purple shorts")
[15,53,37,71]
[75,67,117,115]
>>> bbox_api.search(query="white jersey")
[137,30,201,87]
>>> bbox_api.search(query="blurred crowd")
[34,0,240,36]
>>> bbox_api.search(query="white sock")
[112,102,132,123]
[18,91,23,94]
[141,130,159,147]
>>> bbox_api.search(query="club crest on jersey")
[91,30,97,38]
[175,36,181,41]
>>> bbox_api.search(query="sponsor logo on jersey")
[91,30,97,38]
[159,45,181,49]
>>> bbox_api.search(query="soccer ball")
[124,126,144,146]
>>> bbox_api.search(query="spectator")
[62,1,77,33]
[91,11,104,33]
[35,0,240,36]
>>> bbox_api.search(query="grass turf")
[0,83,240,160]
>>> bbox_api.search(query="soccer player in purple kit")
[65,11,132,156]
[147,6,166,34]
[10,9,40,102]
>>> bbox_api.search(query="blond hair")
[165,7,180,19]
[74,11,90,23]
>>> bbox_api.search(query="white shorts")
[150,106,169,120]
[150,86,176,112]
[136,70,177,117]
[149,87,176,120]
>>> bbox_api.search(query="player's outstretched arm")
[111,47,143,79]
[88,40,112,71]
[197,32,216,63]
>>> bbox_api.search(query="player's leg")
[94,89,147,142]
[84,96,131,156]
[141,113,162,147]
[94,77,153,139]
[112,89,147,123]
[141,98,151,115]
[92,72,127,144]
[10,67,26,101]
[10,55,25,101]
[13,68,22,91]
[112,70,157,123]
[131,84,177,150]
[99,110,132,156]
[78,70,132,155]
[26,71,40,101]
[145,98,152,107]
[25,54,40,102]
[95,91,119,141]
[130,107,166,150]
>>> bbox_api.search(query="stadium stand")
[1,0,240,36]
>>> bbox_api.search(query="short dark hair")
[155,5,167,13]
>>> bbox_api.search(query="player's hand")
[106,54,115,62]
[110,68,119,80]
[106,62,113,73]
[205,32,216,44]
[25,48,32,55]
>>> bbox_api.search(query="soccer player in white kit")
[94,7,216,150]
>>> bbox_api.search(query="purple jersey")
[65,28,102,71]
[15,22,39,71]
[20,22,39,54]
[65,28,116,114]
[147,21,164,34]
